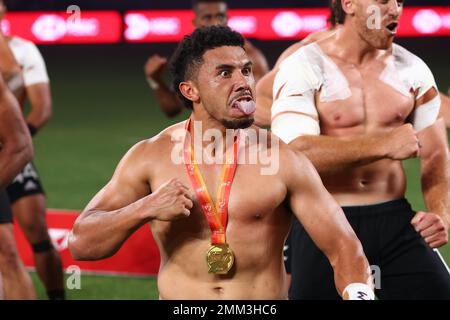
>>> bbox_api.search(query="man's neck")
[189,111,239,159]
[333,23,382,65]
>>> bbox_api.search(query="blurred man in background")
[0,36,34,299]
[144,0,269,118]
[0,0,64,300]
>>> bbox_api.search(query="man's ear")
[179,81,200,105]
[341,0,356,16]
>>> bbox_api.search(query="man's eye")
[242,68,251,76]
[220,70,230,77]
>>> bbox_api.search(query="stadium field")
[28,39,450,299]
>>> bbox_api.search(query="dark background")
[5,0,450,10]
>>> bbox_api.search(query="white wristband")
[342,283,375,300]
[146,77,160,90]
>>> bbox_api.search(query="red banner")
[2,11,122,44]
[14,210,160,276]
[1,7,450,44]
[124,7,450,42]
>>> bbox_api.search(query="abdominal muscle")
[321,158,407,206]
[154,235,288,300]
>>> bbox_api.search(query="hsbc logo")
[228,16,257,34]
[31,14,99,41]
[32,15,66,41]
[272,11,303,37]
[49,228,71,252]
[413,10,442,34]
[125,13,180,40]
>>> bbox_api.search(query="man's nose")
[233,72,251,91]
[212,18,226,26]
[387,0,402,18]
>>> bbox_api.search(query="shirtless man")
[144,0,269,118]
[272,0,450,299]
[0,69,34,299]
[69,26,373,300]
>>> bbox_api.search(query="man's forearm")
[0,90,33,189]
[422,155,450,226]
[0,143,32,190]
[289,134,386,175]
[69,196,152,260]
[26,104,52,131]
[151,80,183,118]
[326,235,372,298]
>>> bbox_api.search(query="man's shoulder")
[391,43,429,70]
[139,121,186,150]
[9,36,36,50]
[279,42,322,71]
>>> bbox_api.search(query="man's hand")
[383,124,420,160]
[146,178,193,221]
[411,211,449,248]
[144,54,168,81]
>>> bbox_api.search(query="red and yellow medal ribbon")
[183,119,239,244]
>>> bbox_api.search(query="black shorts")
[6,162,45,204]
[288,198,450,300]
[0,191,13,224]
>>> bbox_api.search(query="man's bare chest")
[315,60,416,132]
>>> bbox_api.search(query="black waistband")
[341,198,413,218]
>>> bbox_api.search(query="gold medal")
[206,244,234,275]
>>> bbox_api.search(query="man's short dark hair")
[169,25,245,109]
[192,0,226,10]
[331,0,346,25]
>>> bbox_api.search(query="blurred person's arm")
[144,54,183,118]
[439,92,450,129]
[0,30,24,97]
[244,41,269,82]
[412,88,450,249]
[21,41,52,135]
[0,74,33,189]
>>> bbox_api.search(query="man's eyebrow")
[215,61,253,70]
[216,64,234,70]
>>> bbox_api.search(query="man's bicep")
[249,48,269,81]
[26,82,52,107]
[418,118,449,166]
[411,87,440,132]
[271,58,321,144]
[0,89,28,141]
[84,142,151,212]
[288,154,353,254]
